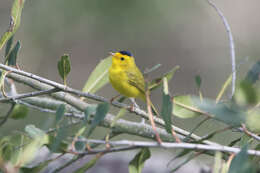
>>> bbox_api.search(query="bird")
[108,50,164,143]
[108,50,146,104]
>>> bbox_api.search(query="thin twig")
[240,124,260,141]
[171,129,181,143]
[80,145,141,155]
[206,0,236,97]
[226,153,235,170]
[0,88,60,103]
[146,90,162,144]
[184,117,210,142]
[198,126,232,142]
[0,102,15,127]
[54,132,121,172]
[79,139,260,156]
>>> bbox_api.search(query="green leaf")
[245,109,260,133]
[144,64,161,74]
[149,65,179,91]
[173,95,201,118]
[57,54,71,85]
[25,125,48,144]
[216,74,232,103]
[25,125,45,138]
[234,81,258,107]
[111,108,127,127]
[129,148,151,173]
[55,104,66,125]
[74,106,97,139]
[0,137,14,161]
[0,0,25,50]
[228,145,256,173]
[2,144,13,161]
[195,75,201,89]
[5,35,13,57]
[10,104,28,119]
[5,41,21,66]
[15,137,46,167]
[245,61,260,84]
[82,56,112,93]
[193,97,245,126]
[87,103,109,137]
[47,135,68,153]
[83,105,97,124]
[50,120,68,153]
[161,78,172,134]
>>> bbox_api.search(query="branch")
[207,0,236,97]
[0,88,60,103]
[0,102,15,127]
[16,96,181,142]
[239,126,260,142]
[0,64,219,145]
[21,97,81,114]
[77,145,141,155]
[80,139,260,156]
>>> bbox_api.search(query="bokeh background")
[0,0,259,172]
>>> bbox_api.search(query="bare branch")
[80,139,260,156]
[77,145,141,155]
[206,0,236,97]
[239,125,260,142]
[0,88,60,103]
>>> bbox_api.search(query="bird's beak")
[109,52,115,56]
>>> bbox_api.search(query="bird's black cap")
[119,50,132,57]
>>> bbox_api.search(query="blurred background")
[0,0,259,172]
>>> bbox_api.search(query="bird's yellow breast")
[109,67,142,98]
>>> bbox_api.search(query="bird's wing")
[126,67,146,94]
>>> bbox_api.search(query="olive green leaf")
[149,65,179,90]
[0,0,25,50]
[10,104,28,119]
[161,77,172,134]
[86,103,109,137]
[129,148,151,173]
[57,54,71,85]
[82,56,112,94]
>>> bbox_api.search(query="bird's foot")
[110,94,121,104]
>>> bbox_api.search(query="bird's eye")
[120,57,125,61]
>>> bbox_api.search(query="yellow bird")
[109,51,164,143]
[109,51,146,102]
